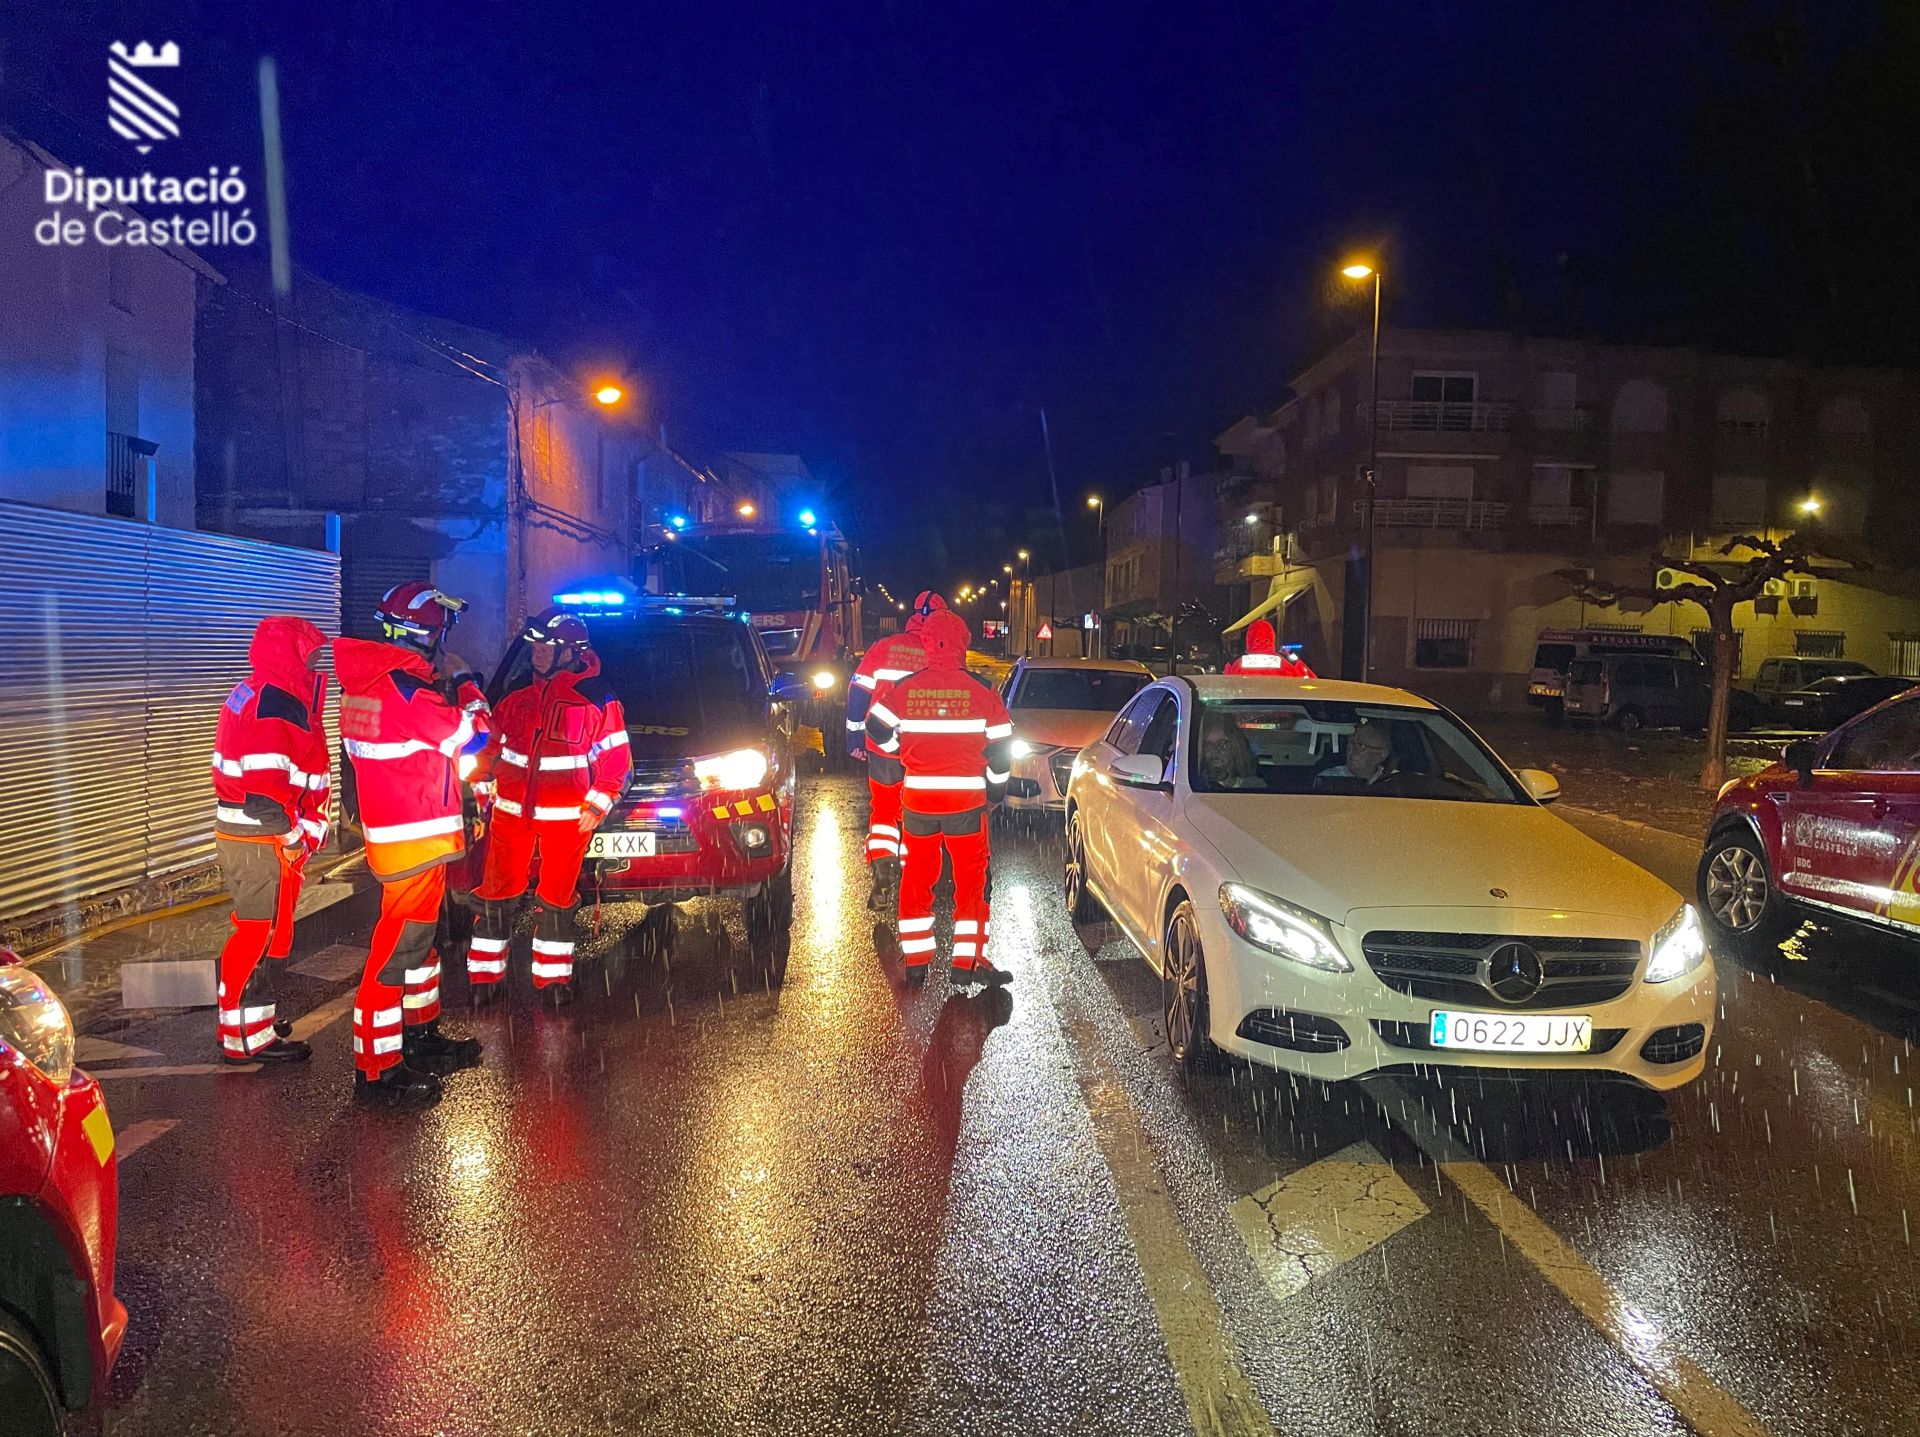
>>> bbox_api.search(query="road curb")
[1557,804,1699,845]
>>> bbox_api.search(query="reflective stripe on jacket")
[477,653,632,822]
[212,616,332,845]
[334,637,473,878]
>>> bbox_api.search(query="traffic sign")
[1036,622,1053,641]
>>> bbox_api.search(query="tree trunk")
[1699,595,1737,792]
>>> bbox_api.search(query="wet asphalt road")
[45,776,1920,1437]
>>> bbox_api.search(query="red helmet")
[376,581,468,642]
[908,591,949,628]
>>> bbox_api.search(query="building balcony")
[1526,504,1588,527]
[1530,407,1590,432]
[1366,401,1514,433]
[1362,497,1511,531]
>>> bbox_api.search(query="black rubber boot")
[404,1020,483,1075]
[252,1037,313,1064]
[866,856,901,912]
[901,962,928,988]
[354,1062,442,1110]
[544,982,577,1009]
[953,957,1013,989]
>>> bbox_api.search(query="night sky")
[4,2,1910,595]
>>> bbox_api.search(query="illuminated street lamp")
[737,501,757,519]
[1340,256,1384,680]
[1244,512,1259,526]
[1798,495,1823,517]
[593,384,624,406]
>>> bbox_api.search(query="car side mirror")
[1515,768,1560,804]
[769,671,810,704]
[1783,739,1817,787]
[1110,752,1173,792]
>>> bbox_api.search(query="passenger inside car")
[1314,718,1398,786]
[1197,712,1262,789]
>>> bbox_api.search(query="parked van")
[1751,656,1875,720]
[1528,629,1701,722]
[1564,651,1755,733]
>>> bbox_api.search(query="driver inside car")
[1316,718,1398,787]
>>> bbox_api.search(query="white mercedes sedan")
[1063,676,1714,1089]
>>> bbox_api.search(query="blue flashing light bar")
[554,590,628,607]
[669,514,689,530]
[798,508,817,527]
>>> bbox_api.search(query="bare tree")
[1556,533,1863,792]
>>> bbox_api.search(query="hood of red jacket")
[251,616,328,710]
[1245,619,1278,656]
[920,610,971,669]
[906,591,949,635]
[332,636,434,694]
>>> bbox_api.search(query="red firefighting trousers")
[214,837,304,1059]
[867,776,902,865]
[470,815,591,988]
[354,866,446,1079]
[898,808,991,972]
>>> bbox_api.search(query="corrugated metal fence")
[0,502,340,929]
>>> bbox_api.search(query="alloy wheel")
[1705,844,1769,931]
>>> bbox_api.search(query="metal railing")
[1367,401,1513,433]
[1530,407,1590,432]
[1363,497,1510,530]
[106,430,141,518]
[1526,504,1587,526]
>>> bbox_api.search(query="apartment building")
[1220,329,1920,707]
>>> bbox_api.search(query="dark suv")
[478,595,807,972]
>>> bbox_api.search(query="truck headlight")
[0,961,75,1084]
[1010,739,1036,760]
[1645,904,1706,983]
[694,748,770,792]
[810,670,837,691]
[1218,884,1352,973]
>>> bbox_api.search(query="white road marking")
[120,958,216,1011]
[290,943,368,982]
[94,1063,256,1080]
[114,1118,180,1159]
[291,881,356,921]
[75,1037,165,1066]
[1230,1140,1429,1302]
[1371,1078,1774,1437]
[286,990,356,1041]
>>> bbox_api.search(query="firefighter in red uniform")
[210,615,332,1065]
[468,611,630,1004]
[865,609,1014,988]
[846,590,947,908]
[1224,618,1313,677]
[334,583,488,1109]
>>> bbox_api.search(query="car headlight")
[693,748,770,792]
[1010,739,1036,760]
[0,961,75,1084]
[1217,884,1352,973]
[810,670,837,691]
[1645,904,1707,983]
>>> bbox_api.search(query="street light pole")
[1342,261,1383,681]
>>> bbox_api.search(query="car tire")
[1613,707,1645,734]
[746,864,795,984]
[1064,813,1102,926]
[1162,900,1221,1074]
[0,1308,62,1437]
[1698,827,1794,948]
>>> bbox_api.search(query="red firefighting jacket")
[475,653,631,822]
[845,595,948,757]
[865,611,1014,815]
[1225,619,1314,677]
[212,616,332,849]
[334,637,478,879]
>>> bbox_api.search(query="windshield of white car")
[1011,669,1151,711]
[1189,699,1528,802]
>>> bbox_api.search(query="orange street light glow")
[593,384,623,406]
[737,502,756,518]
[1341,262,1375,279]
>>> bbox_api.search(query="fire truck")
[639,508,863,764]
